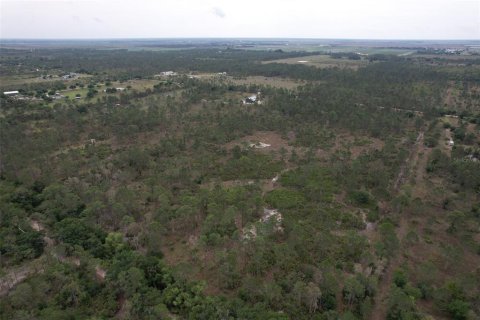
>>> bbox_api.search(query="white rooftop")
[3,91,19,95]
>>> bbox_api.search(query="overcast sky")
[0,0,479,39]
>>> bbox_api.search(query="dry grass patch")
[227,76,304,90]
[317,132,385,159]
[0,73,91,88]
[263,54,368,70]
[224,131,294,154]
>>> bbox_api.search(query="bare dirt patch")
[29,220,44,232]
[466,122,478,136]
[224,131,295,154]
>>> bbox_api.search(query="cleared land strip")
[371,130,425,320]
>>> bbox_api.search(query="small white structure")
[448,139,454,146]
[3,91,19,96]
[116,87,126,91]
[445,48,462,54]
[243,95,257,104]
[62,72,77,80]
[157,71,177,76]
[243,92,262,105]
[249,142,271,149]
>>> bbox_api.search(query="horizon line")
[1,37,480,42]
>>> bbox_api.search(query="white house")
[3,91,19,96]
[157,71,177,76]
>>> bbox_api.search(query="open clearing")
[263,54,369,69]
[244,44,416,55]
[224,131,294,154]
[0,73,91,89]
[413,53,480,60]
[226,76,304,90]
[225,130,385,161]
[57,79,160,101]
[333,133,385,157]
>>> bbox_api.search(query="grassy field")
[0,73,91,89]
[412,53,480,60]
[321,46,414,55]
[244,43,415,55]
[58,79,160,100]
[263,54,369,69]
[61,88,89,100]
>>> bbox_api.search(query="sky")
[0,0,479,40]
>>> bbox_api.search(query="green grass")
[62,88,89,99]
[53,79,160,104]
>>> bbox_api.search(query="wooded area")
[1,45,479,320]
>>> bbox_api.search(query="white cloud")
[211,6,225,18]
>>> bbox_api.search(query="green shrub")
[265,189,306,209]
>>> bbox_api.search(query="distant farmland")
[262,54,369,69]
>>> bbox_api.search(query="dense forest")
[1,45,479,320]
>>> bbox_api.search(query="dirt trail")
[0,257,46,296]
[393,132,423,191]
[1,219,106,297]
[444,85,455,107]
[413,136,433,199]
[0,220,51,296]
[371,131,425,320]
